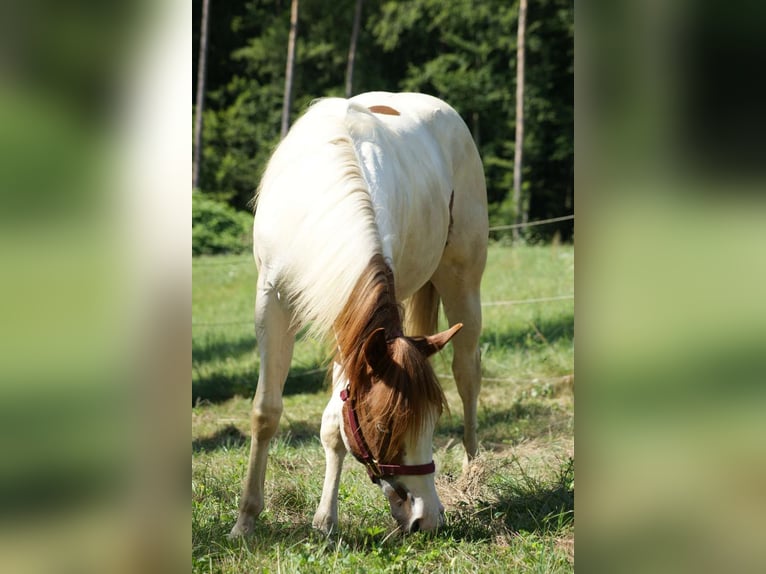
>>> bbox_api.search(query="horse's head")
[342,323,462,533]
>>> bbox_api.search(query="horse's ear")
[363,328,392,376]
[412,323,463,357]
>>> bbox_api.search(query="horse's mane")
[335,254,447,464]
[254,98,382,342]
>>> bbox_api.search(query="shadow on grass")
[193,420,321,454]
[276,419,322,447]
[436,399,571,447]
[192,333,257,364]
[493,477,574,534]
[193,357,329,405]
[192,368,256,405]
[284,366,330,396]
[481,312,574,349]
[193,424,248,453]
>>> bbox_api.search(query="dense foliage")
[193,0,573,241]
[192,191,252,255]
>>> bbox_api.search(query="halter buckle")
[364,459,382,481]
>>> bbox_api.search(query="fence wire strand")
[192,294,572,328]
[193,215,574,327]
[193,214,575,267]
[488,214,574,232]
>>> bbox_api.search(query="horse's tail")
[403,281,441,337]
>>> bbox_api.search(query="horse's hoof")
[228,516,255,539]
[312,514,336,536]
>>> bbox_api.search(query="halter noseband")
[340,385,436,483]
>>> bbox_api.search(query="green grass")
[192,243,574,572]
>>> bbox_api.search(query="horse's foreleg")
[312,364,347,534]
[230,283,295,538]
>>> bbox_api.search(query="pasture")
[192,243,574,572]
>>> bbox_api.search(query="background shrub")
[192,191,252,255]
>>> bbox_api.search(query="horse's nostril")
[409,519,421,533]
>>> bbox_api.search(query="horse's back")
[348,92,487,296]
[252,92,487,333]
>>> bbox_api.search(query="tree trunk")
[192,0,210,190]
[345,0,364,98]
[281,0,300,138]
[512,0,527,242]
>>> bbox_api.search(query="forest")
[193,0,573,242]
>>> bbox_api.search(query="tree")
[345,0,364,97]
[281,0,300,138]
[512,0,527,242]
[194,0,573,240]
[193,0,210,189]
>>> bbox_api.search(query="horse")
[229,92,488,537]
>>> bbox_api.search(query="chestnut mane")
[334,254,447,464]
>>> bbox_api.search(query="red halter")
[340,386,436,483]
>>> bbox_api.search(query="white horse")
[230,92,488,537]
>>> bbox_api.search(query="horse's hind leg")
[230,277,295,538]
[433,264,484,470]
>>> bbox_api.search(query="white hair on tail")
[253,98,383,340]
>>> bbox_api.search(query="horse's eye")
[394,483,408,502]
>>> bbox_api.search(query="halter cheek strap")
[340,386,436,483]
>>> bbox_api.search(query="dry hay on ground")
[436,453,501,509]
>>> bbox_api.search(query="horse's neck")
[334,253,402,361]
[358,255,401,334]
[364,255,401,331]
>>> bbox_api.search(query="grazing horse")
[230,92,488,537]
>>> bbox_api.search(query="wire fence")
[488,214,574,232]
[482,294,573,307]
[192,214,573,327]
[192,294,573,328]
[193,214,575,267]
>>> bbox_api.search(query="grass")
[192,243,574,572]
